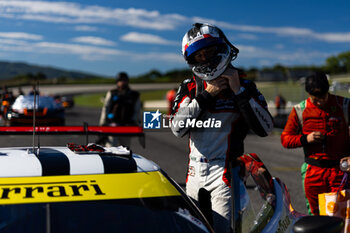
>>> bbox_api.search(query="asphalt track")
[135,127,308,215]
[0,106,308,215]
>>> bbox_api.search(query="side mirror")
[293,216,344,233]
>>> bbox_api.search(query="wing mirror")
[293,216,344,233]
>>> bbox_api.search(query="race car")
[4,95,65,126]
[0,126,214,233]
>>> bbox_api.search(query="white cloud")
[275,44,285,49]
[193,17,350,43]
[235,44,258,54]
[0,1,187,30]
[34,42,122,60]
[0,38,30,45]
[236,44,331,64]
[313,32,350,43]
[236,33,258,40]
[72,36,116,46]
[127,51,183,63]
[0,32,43,40]
[120,32,178,45]
[74,25,99,32]
[1,1,349,43]
[0,38,182,63]
[0,43,34,52]
[0,40,122,61]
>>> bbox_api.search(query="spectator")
[17,87,24,96]
[275,94,286,115]
[1,85,14,102]
[28,85,40,96]
[0,85,15,117]
[98,72,141,147]
[281,71,350,215]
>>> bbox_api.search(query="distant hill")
[0,61,102,80]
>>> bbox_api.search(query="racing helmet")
[182,23,239,81]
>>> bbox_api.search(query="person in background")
[166,88,177,115]
[0,85,15,117]
[17,87,24,96]
[275,93,286,116]
[281,71,350,215]
[170,23,273,233]
[98,72,141,147]
[1,85,14,102]
[28,84,40,96]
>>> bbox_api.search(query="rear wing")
[0,125,145,147]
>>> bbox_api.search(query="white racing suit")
[170,74,273,233]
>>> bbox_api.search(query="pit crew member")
[281,72,350,215]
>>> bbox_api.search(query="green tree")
[338,51,350,73]
[164,69,192,82]
[36,72,47,80]
[324,51,350,74]
[325,56,342,74]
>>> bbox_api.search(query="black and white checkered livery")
[0,145,159,177]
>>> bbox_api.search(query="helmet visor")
[185,36,224,60]
[192,55,223,75]
[190,43,232,80]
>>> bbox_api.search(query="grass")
[74,90,169,108]
[74,93,105,108]
[257,82,308,103]
[139,90,168,102]
[74,82,350,108]
[257,82,350,103]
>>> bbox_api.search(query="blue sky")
[0,0,349,77]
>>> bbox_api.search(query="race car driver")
[281,72,350,215]
[170,23,273,233]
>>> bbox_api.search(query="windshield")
[239,153,275,203]
[235,153,276,233]
[0,196,209,233]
